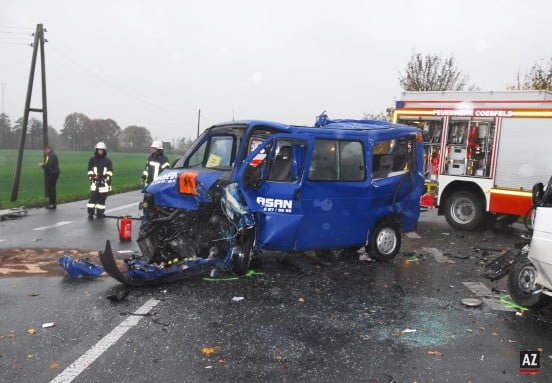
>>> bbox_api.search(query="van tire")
[368,222,401,262]
[444,191,487,230]
[507,257,549,308]
[232,231,254,275]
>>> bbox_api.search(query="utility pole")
[0,83,6,114]
[11,24,48,202]
[197,108,201,138]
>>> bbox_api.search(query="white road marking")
[405,232,421,239]
[50,298,160,383]
[32,221,72,231]
[106,202,140,214]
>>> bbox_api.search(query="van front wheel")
[368,222,401,262]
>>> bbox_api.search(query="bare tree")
[83,119,121,151]
[61,113,89,150]
[0,113,12,149]
[119,126,153,152]
[362,107,394,122]
[508,59,552,91]
[399,52,469,91]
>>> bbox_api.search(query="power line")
[45,50,186,131]
[0,40,30,46]
[0,30,33,36]
[48,42,181,115]
[0,24,34,30]
[0,35,32,41]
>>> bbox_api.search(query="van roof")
[212,118,417,140]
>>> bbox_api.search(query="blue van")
[100,115,424,285]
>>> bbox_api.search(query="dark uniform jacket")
[41,151,60,175]
[88,154,113,193]
[141,152,170,185]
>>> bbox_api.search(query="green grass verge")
[0,149,172,209]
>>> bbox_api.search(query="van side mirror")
[533,182,544,205]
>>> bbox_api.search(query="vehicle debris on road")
[461,298,483,307]
[58,254,104,278]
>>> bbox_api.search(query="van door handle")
[293,190,301,200]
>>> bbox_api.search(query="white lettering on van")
[151,171,178,185]
[256,197,293,213]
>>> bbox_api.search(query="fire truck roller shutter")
[495,118,552,190]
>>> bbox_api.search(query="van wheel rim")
[518,264,537,292]
[376,228,397,255]
[451,198,475,224]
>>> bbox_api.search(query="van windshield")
[185,135,235,170]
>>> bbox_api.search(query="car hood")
[144,168,224,210]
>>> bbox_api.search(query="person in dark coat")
[38,144,60,209]
[140,140,170,187]
[87,142,113,219]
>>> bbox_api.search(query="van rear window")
[308,140,365,181]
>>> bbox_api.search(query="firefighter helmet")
[95,142,107,150]
[150,140,163,150]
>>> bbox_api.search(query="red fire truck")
[393,91,552,230]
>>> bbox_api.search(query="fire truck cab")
[393,90,552,230]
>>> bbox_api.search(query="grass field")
[0,149,173,209]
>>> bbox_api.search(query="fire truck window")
[372,138,409,179]
[308,140,365,181]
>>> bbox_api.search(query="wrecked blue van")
[100,115,424,285]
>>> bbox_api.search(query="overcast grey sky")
[1,0,551,143]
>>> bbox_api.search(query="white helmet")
[95,142,107,150]
[150,140,163,150]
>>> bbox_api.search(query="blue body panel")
[147,118,423,252]
[144,168,223,210]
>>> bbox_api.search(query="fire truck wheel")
[508,257,549,308]
[444,191,487,230]
[368,222,401,262]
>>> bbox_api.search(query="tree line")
[0,111,194,153]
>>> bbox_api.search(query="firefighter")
[140,140,170,187]
[87,142,113,219]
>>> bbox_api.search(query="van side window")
[308,140,365,181]
[372,138,410,179]
[267,139,306,182]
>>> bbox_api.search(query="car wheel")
[368,222,401,262]
[507,257,548,308]
[444,191,487,230]
[232,230,255,275]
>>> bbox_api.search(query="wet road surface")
[1,193,552,382]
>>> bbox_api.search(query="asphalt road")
[1,192,552,383]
